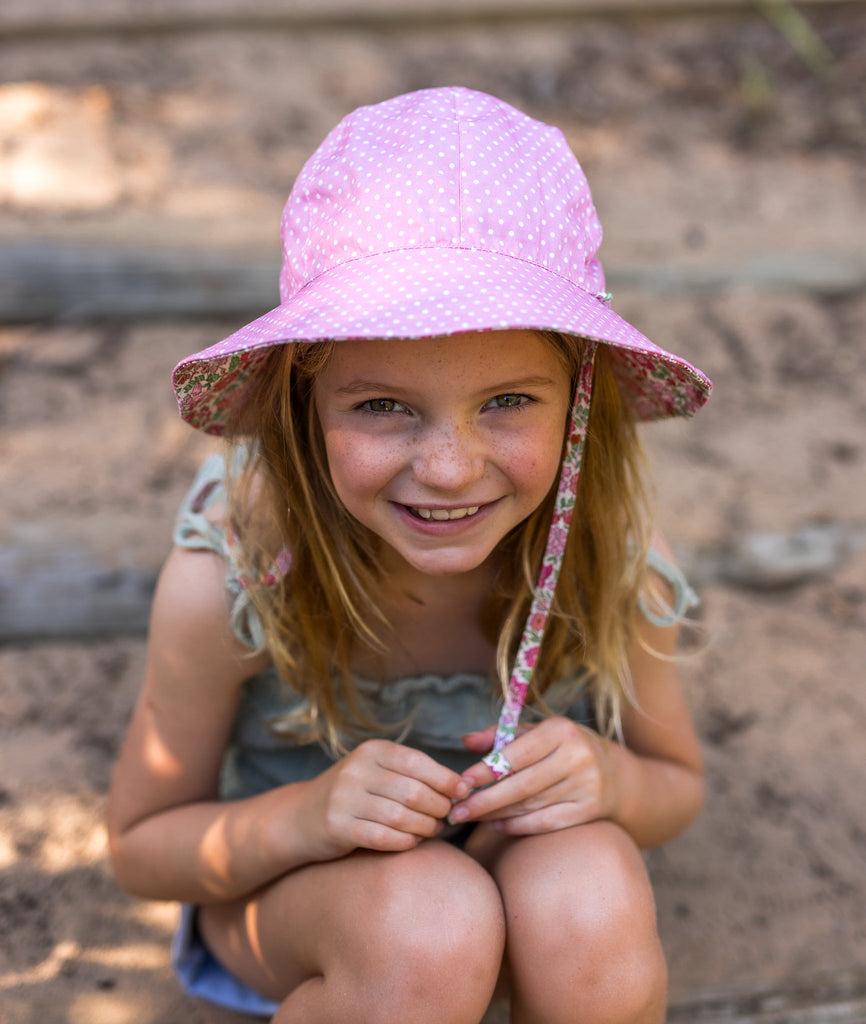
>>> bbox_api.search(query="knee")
[359,843,505,1009]
[497,823,667,1023]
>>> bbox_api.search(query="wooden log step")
[3,240,864,325]
[0,0,854,38]
[2,524,863,643]
[667,970,866,1024]
[0,241,278,324]
[479,971,866,1024]
[0,546,156,643]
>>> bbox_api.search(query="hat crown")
[172,87,711,436]
[278,87,606,303]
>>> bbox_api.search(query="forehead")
[316,329,569,381]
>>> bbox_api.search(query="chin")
[400,548,497,578]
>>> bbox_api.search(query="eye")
[486,393,531,410]
[360,398,407,414]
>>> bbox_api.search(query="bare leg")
[199,839,506,1024]
[484,822,667,1024]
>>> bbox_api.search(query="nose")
[411,418,486,493]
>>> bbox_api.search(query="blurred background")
[1,1,864,1021]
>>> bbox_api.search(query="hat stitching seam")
[285,242,603,306]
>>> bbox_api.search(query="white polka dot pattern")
[173,87,711,434]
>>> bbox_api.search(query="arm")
[108,546,467,904]
[596,611,705,848]
[452,561,704,849]
[108,543,296,903]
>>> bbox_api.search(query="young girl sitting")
[108,87,711,1024]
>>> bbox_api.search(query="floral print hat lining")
[172,87,712,766]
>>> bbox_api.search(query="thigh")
[198,838,505,1004]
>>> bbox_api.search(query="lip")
[393,500,497,531]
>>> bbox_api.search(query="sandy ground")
[1,6,865,1022]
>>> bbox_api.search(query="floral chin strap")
[482,340,597,778]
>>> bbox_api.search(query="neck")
[352,553,499,680]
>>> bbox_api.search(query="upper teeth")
[413,506,480,521]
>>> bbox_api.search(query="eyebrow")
[334,375,560,396]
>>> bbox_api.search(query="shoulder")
[149,545,271,685]
[154,543,234,624]
[637,532,697,629]
[175,449,291,590]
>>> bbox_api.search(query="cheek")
[502,426,564,494]
[322,429,399,498]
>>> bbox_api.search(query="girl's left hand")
[448,717,620,834]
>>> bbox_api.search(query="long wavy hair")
[224,332,653,751]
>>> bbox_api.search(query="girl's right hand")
[298,740,470,861]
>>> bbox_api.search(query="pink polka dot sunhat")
[173,86,711,435]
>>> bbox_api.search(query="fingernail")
[448,805,469,825]
[455,779,471,799]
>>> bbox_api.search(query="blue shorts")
[172,904,278,1018]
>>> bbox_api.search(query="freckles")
[331,440,372,476]
[322,431,351,466]
[501,433,556,481]
[326,431,401,485]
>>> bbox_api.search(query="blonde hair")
[225,332,653,750]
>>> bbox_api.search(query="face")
[312,330,572,580]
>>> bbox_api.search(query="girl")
[108,87,711,1024]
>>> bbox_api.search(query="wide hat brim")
[173,246,711,435]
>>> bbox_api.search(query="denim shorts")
[172,904,279,1017]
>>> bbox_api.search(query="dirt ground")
[1,5,865,1022]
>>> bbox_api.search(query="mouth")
[405,504,482,522]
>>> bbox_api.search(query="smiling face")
[312,330,573,581]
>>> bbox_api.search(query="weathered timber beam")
[0,547,157,644]
[0,241,278,323]
[2,240,864,325]
[0,0,856,36]
[2,524,862,643]
[667,968,866,1024]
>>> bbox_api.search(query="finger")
[451,748,572,824]
[460,725,497,754]
[459,760,498,793]
[369,769,455,821]
[472,777,587,822]
[459,725,549,793]
[336,789,447,851]
[348,816,435,852]
[373,742,471,802]
[361,793,447,840]
[490,801,589,836]
[460,744,521,791]
[448,771,546,824]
